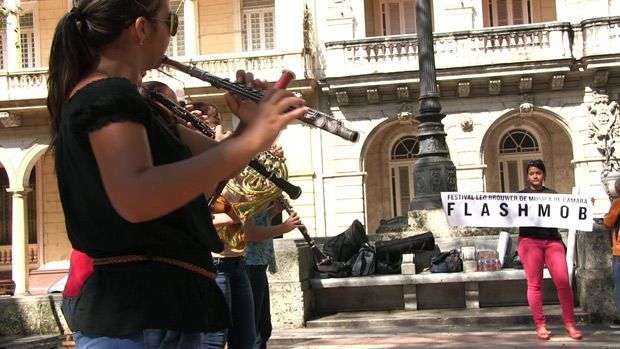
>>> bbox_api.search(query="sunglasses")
[151,12,178,36]
[131,0,179,37]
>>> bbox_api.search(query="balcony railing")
[0,50,306,102]
[148,50,306,88]
[0,68,49,101]
[580,16,620,58]
[323,22,575,78]
[0,244,39,270]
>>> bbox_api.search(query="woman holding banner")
[517,159,582,340]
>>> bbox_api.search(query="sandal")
[565,323,583,340]
[536,325,551,340]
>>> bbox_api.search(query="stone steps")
[0,335,62,349]
[306,305,589,328]
[269,323,619,348]
[269,305,590,347]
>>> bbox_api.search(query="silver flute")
[161,56,360,143]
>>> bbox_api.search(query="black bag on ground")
[351,243,376,276]
[374,232,435,255]
[316,261,352,278]
[375,252,402,274]
[430,249,463,273]
[323,219,367,262]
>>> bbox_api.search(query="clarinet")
[146,89,216,138]
[161,56,360,143]
[277,197,332,266]
[144,90,302,200]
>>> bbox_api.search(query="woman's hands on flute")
[225,70,306,152]
[225,70,265,124]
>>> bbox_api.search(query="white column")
[350,0,366,38]
[275,0,304,51]
[183,0,199,56]
[322,0,357,42]
[554,0,566,21]
[9,187,31,296]
[4,0,22,71]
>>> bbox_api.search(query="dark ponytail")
[46,0,162,149]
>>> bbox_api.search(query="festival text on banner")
[440,192,593,232]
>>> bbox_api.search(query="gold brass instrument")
[217,149,290,252]
[220,149,332,266]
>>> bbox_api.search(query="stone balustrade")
[0,244,39,269]
[580,16,620,59]
[0,68,49,102]
[0,50,306,102]
[324,22,575,78]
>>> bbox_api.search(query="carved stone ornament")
[366,88,380,104]
[396,86,409,100]
[588,92,620,158]
[457,81,471,98]
[551,74,565,91]
[519,77,533,93]
[460,117,473,132]
[335,91,349,106]
[519,101,534,116]
[594,70,609,88]
[0,112,22,128]
[588,92,620,197]
[488,79,501,95]
[396,103,414,120]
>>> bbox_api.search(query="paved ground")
[271,324,620,348]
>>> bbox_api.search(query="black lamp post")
[410,0,457,210]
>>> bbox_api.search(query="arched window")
[0,169,37,246]
[390,136,418,217]
[391,135,419,160]
[498,129,542,192]
[500,129,539,154]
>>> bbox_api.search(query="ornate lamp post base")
[410,156,457,210]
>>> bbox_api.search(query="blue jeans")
[66,297,203,349]
[246,265,271,349]
[202,257,256,349]
[614,256,620,318]
[74,330,201,349]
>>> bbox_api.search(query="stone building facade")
[301,0,620,236]
[0,0,619,327]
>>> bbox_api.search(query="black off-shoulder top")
[55,78,229,336]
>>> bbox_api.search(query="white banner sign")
[441,192,593,232]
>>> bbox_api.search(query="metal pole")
[410,0,457,210]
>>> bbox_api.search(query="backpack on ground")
[430,248,463,273]
[351,243,376,276]
[323,219,367,262]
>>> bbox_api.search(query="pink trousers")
[517,237,575,326]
